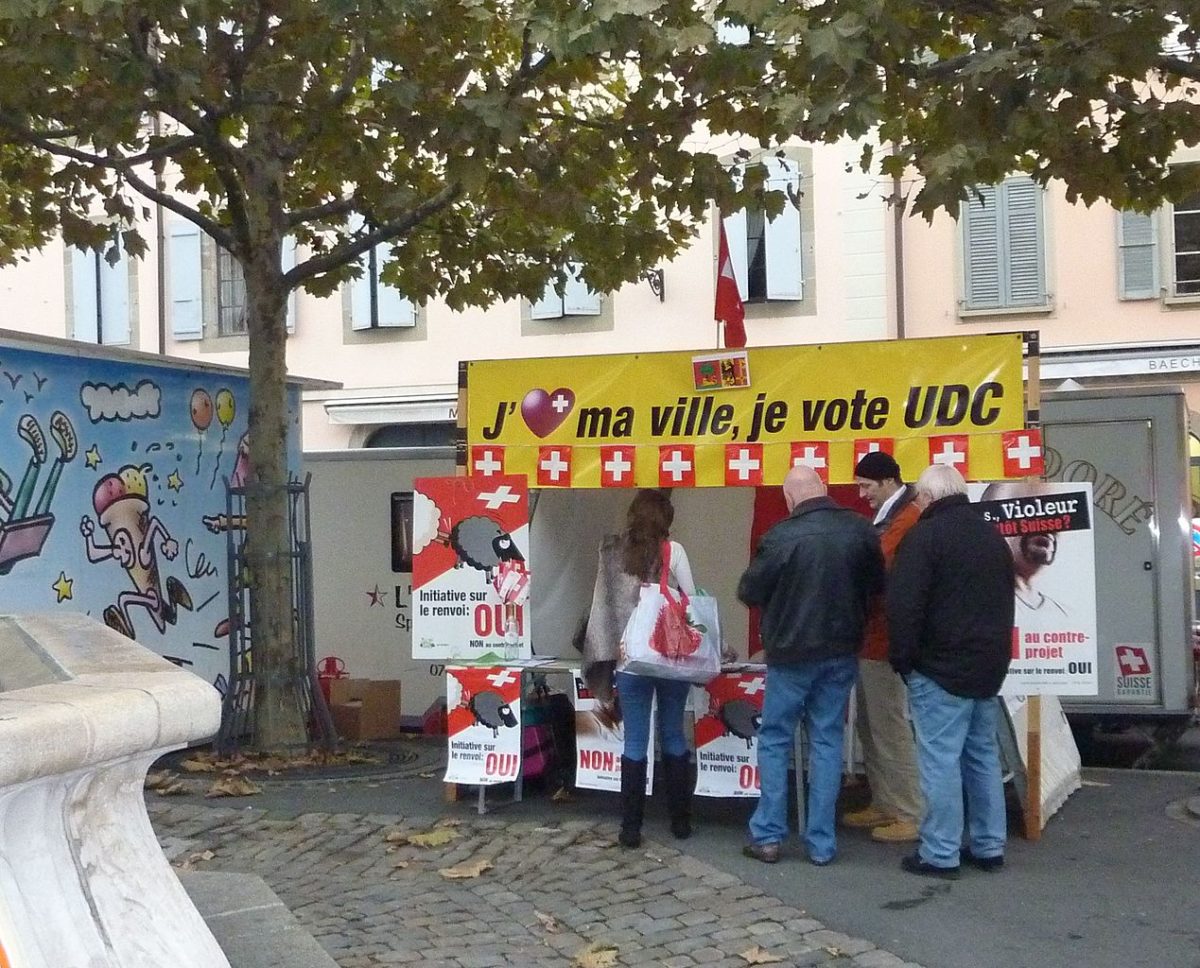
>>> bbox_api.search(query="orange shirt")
[860,500,922,661]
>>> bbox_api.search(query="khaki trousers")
[856,658,924,823]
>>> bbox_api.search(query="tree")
[0,0,781,748]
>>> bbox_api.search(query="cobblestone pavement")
[151,802,924,968]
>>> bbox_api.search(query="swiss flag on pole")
[659,445,696,487]
[471,445,505,477]
[715,222,746,348]
[725,443,764,486]
[537,446,572,487]
[928,435,970,477]
[599,445,636,487]
[1001,429,1045,477]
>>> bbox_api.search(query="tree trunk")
[242,247,306,750]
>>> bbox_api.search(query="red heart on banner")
[520,387,575,438]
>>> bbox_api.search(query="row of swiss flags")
[471,429,1045,487]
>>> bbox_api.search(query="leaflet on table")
[692,671,765,798]
[444,666,523,785]
[970,481,1098,696]
[571,673,653,794]
[412,475,532,662]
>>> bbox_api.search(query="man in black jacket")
[738,466,884,865]
[887,464,1015,879]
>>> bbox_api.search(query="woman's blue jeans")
[615,671,691,762]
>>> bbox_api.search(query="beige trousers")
[856,658,923,823]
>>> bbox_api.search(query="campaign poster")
[692,671,765,798]
[444,666,523,785]
[570,673,653,793]
[412,475,531,661]
[973,481,1098,696]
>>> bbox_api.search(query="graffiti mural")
[0,340,301,688]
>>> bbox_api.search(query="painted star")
[84,444,102,470]
[52,571,73,603]
[366,584,386,607]
[166,469,184,492]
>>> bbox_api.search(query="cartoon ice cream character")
[81,463,193,639]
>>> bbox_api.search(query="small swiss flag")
[599,445,636,488]
[659,445,696,487]
[929,434,970,477]
[537,446,572,487]
[1001,429,1044,477]
[853,438,895,467]
[471,445,505,477]
[790,441,830,483]
[725,443,764,486]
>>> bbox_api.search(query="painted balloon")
[215,389,236,429]
[190,389,213,431]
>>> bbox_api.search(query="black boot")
[661,753,692,839]
[619,756,647,848]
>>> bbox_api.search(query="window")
[961,176,1047,312]
[722,156,804,302]
[217,246,248,335]
[1171,187,1200,297]
[530,262,601,319]
[69,243,131,345]
[350,243,415,330]
[1116,209,1158,300]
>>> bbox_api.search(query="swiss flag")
[725,443,764,486]
[471,445,505,477]
[659,445,696,487]
[715,222,746,348]
[536,446,572,487]
[599,445,636,488]
[1001,429,1044,477]
[853,438,895,467]
[929,434,970,477]
[790,441,830,483]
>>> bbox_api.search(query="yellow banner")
[465,334,1027,486]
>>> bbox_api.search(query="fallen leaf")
[393,860,409,869]
[144,770,174,790]
[739,946,784,965]
[417,772,437,779]
[407,828,458,848]
[822,947,844,958]
[383,829,409,843]
[205,775,262,798]
[157,780,189,796]
[437,857,493,879]
[572,942,618,968]
[435,818,463,827]
[551,787,573,802]
[176,849,216,871]
[534,910,561,933]
[179,758,218,773]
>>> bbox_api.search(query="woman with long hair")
[582,489,696,847]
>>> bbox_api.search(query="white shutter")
[70,248,99,344]
[98,245,130,345]
[1117,210,1158,300]
[764,157,803,299]
[1003,177,1045,306]
[169,217,203,340]
[375,243,415,327]
[563,263,601,315]
[963,185,1001,309]
[723,164,749,300]
[282,236,298,333]
[350,253,373,330]
[530,277,564,319]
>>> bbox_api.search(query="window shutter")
[70,248,99,344]
[1117,210,1158,300]
[715,20,751,46]
[282,236,298,333]
[169,217,203,340]
[375,243,416,327]
[350,255,374,331]
[723,164,749,300]
[530,278,564,319]
[963,185,1002,310]
[563,263,601,315]
[98,245,130,345]
[1003,177,1045,306]
[764,157,803,300]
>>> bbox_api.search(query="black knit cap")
[854,451,902,482]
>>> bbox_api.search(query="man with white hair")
[886,464,1015,879]
[737,465,885,866]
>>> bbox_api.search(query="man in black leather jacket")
[737,466,884,865]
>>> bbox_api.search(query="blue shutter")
[98,244,130,345]
[764,157,803,300]
[1003,177,1045,306]
[282,236,298,333]
[530,277,564,319]
[1117,210,1158,300]
[169,217,203,340]
[723,164,749,300]
[375,243,415,327]
[70,248,99,344]
[562,262,601,316]
[963,185,1002,310]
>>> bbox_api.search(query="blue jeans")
[906,671,1007,868]
[615,671,691,761]
[748,657,857,863]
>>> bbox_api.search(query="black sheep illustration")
[449,515,524,581]
[718,699,762,749]
[469,690,518,737]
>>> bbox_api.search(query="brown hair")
[621,489,674,581]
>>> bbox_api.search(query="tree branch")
[286,196,356,228]
[1157,53,1200,83]
[118,163,236,250]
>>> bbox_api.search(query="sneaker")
[871,820,920,843]
[841,805,895,829]
[962,848,1004,872]
[901,853,960,880]
[743,842,782,864]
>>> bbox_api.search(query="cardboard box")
[328,678,402,741]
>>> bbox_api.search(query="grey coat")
[581,535,640,703]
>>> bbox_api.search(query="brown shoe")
[743,842,781,864]
[841,806,895,829]
[871,820,920,843]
